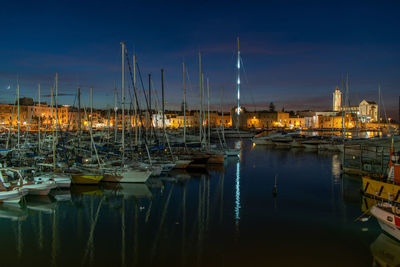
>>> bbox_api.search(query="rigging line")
[238,52,255,109]
[379,88,391,134]
[125,51,150,146]
[240,57,249,84]
[146,77,160,144]
[185,68,194,110]
[136,63,151,115]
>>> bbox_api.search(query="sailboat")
[102,42,152,183]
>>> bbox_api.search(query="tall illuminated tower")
[333,86,342,112]
[236,37,241,115]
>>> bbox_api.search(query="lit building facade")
[358,100,378,122]
[333,86,342,112]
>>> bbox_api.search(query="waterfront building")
[317,113,357,129]
[341,105,359,114]
[244,110,290,129]
[303,111,338,129]
[359,100,378,122]
[231,107,247,129]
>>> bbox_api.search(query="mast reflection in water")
[0,140,392,266]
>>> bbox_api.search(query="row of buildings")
[0,89,393,132]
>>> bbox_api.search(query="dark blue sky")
[1,0,399,119]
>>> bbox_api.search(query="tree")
[269,102,275,112]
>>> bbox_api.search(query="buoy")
[360,217,369,222]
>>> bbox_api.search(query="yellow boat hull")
[71,175,103,185]
[362,177,400,204]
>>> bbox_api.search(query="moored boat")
[173,159,192,169]
[22,181,56,196]
[71,174,103,185]
[362,139,400,204]
[0,187,28,204]
[207,152,225,164]
[102,167,151,183]
[371,203,400,241]
[34,173,71,188]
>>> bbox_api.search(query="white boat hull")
[103,168,152,183]
[23,181,57,196]
[0,188,28,204]
[174,160,192,169]
[371,205,400,241]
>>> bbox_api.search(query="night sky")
[1,0,399,119]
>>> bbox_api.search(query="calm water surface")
[0,140,396,266]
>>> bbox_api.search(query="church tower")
[333,86,342,112]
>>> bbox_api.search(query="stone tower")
[333,86,342,112]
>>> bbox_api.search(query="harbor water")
[0,140,393,266]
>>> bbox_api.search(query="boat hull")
[23,182,57,196]
[102,169,151,183]
[207,154,225,164]
[71,175,103,185]
[173,160,192,169]
[0,189,27,204]
[362,177,400,204]
[371,205,400,241]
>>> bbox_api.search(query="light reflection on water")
[0,140,395,266]
[235,140,241,228]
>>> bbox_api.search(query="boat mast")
[161,69,165,134]
[51,86,55,171]
[221,87,225,145]
[133,54,138,146]
[121,41,125,164]
[113,81,117,143]
[17,82,20,148]
[345,73,349,136]
[378,84,381,137]
[183,61,186,146]
[78,87,81,133]
[90,87,93,157]
[236,37,241,126]
[340,75,343,136]
[207,77,210,149]
[148,73,152,141]
[55,72,58,140]
[38,84,41,153]
[202,73,205,144]
[198,52,202,143]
